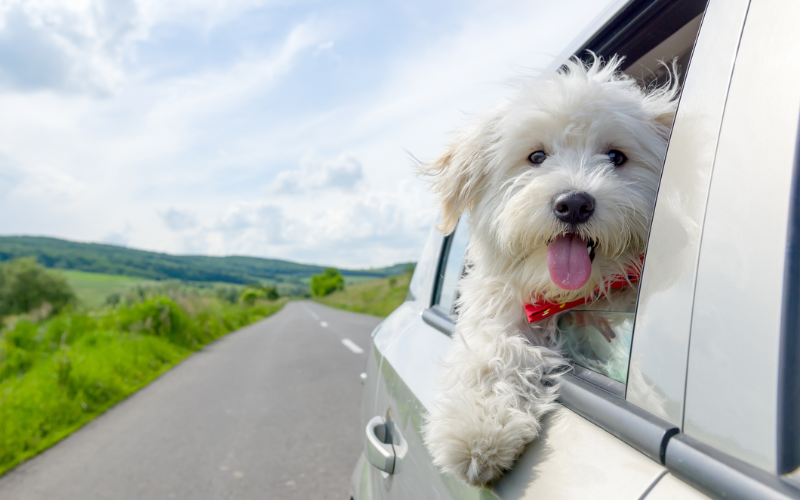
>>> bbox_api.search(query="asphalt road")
[0,301,383,500]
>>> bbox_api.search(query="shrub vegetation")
[0,262,285,476]
[310,268,345,297]
[0,258,76,317]
[313,267,412,317]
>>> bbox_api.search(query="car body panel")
[371,327,496,500]
[626,0,750,426]
[370,305,667,500]
[350,453,375,500]
[683,0,800,473]
[493,407,665,500]
[645,473,713,500]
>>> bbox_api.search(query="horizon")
[0,234,414,271]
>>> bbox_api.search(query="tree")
[0,258,76,317]
[310,268,344,297]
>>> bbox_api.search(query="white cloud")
[313,40,338,59]
[0,0,619,268]
[101,222,132,247]
[267,153,364,194]
[0,0,145,94]
[159,208,197,231]
[214,202,284,243]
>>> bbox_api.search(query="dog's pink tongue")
[547,234,592,290]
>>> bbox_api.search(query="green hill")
[0,236,412,289]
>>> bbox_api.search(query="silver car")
[350,0,800,498]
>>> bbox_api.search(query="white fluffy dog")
[420,56,679,485]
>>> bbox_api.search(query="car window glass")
[556,11,704,386]
[436,217,470,315]
[408,226,442,302]
[558,311,634,384]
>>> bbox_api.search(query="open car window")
[554,6,705,390]
[422,3,708,393]
[433,217,470,318]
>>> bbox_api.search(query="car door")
[354,0,800,499]
[364,216,489,500]
[644,0,800,496]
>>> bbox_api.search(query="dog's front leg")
[423,318,566,485]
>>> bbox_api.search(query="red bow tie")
[524,256,644,323]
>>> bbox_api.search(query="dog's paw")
[424,397,540,486]
[464,447,508,486]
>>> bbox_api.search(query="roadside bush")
[215,286,240,304]
[0,258,76,317]
[239,285,279,304]
[105,293,121,307]
[0,293,286,475]
[107,297,197,347]
[310,268,344,297]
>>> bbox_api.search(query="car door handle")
[365,416,407,474]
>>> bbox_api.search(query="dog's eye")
[528,151,546,165]
[608,150,627,167]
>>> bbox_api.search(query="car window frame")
[422,227,460,336]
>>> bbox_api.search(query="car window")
[424,9,705,389]
[553,11,704,387]
[407,226,443,302]
[558,311,634,383]
[434,216,470,316]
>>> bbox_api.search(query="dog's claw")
[466,453,496,486]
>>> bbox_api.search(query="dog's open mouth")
[547,234,596,290]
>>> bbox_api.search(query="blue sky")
[0,0,619,267]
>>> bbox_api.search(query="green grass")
[0,295,286,476]
[62,270,151,308]
[313,273,411,318]
[342,276,380,286]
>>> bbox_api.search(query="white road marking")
[320,321,328,328]
[301,303,320,321]
[341,338,364,354]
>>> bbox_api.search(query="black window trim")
[424,217,470,335]
[422,227,460,336]
[431,230,455,312]
[779,114,800,476]
[575,0,708,71]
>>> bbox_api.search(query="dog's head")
[421,56,679,302]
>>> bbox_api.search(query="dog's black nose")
[553,192,595,224]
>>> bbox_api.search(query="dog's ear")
[418,120,494,234]
[645,60,681,131]
[651,100,679,130]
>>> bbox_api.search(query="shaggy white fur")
[420,56,679,485]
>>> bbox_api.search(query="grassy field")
[313,272,411,317]
[62,270,152,308]
[0,292,285,476]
